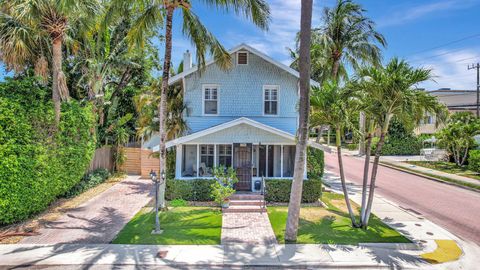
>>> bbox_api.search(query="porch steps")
[229,199,263,206]
[229,194,264,200]
[223,193,267,213]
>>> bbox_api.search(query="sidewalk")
[19,176,152,244]
[2,173,478,268]
[380,157,480,186]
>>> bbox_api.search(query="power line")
[404,33,480,57]
[467,63,480,117]
[409,48,476,63]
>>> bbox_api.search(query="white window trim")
[262,85,280,116]
[202,84,219,116]
[236,51,249,65]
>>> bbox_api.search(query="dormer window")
[237,51,248,65]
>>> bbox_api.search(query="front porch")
[164,118,307,192]
[176,143,300,191]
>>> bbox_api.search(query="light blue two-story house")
[148,44,321,191]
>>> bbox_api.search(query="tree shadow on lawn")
[269,208,426,269]
[112,207,223,245]
[269,207,410,245]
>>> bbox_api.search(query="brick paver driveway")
[20,176,152,244]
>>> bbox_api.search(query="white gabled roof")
[157,117,295,150]
[152,117,331,153]
[168,43,320,87]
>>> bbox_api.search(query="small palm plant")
[210,166,238,208]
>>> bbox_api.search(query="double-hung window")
[264,86,278,115]
[203,85,218,115]
[217,144,232,168]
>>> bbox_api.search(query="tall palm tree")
[310,81,360,227]
[114,0,270,209]
[0,0,100,125]
[356,58,446,228]
[314,0,386,219]
[285,0,313,242]
[316,0,386,81]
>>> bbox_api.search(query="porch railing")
[261,176,267,209]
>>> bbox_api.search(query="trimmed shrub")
[169,199,188,207]
[468,150,480,173]
[166,179,216,201]
[0,78,95,224]
[346,143,358,151]
[265,179,322,203]
[63,169,111,198]
[371,136,422,156]
[307,147,324,179]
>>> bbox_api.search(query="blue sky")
[2,0,480,90]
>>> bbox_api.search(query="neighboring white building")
[415,88,478,135]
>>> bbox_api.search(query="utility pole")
[468,63,480,117]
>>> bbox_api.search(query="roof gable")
[169,44,319,87]
[162,117,295,149]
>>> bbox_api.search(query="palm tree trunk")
[336,127,359,227]
[360,129,372,224]
[52,38,62,126]
[358,112,366,155]
[362,117,390,228]
[331,57,340,80]
[285,0,313,242]
[157,7,174,209]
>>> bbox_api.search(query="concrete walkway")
[20,176,152,244]
[221,212,277,245]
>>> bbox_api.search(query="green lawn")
[268,192,410,244]
[406,161,480,181]
[112,207,222,245]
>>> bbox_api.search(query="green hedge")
[371,136,422,156]
[63,169,111,198]
[468,150,480,173]
[265,179,322,203]
[166,179,216,201]
[0,78,95,224]
[307,147,324,179]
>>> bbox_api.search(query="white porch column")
[196,144,200,178]
[175,145,182,179]
[280,145,284,178]
[214,144,217,167]
[265,145,269,178]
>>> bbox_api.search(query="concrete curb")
[359,242,423,251]
[379,161,479,193]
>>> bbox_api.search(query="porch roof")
[152,117,331,152]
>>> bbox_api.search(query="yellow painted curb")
[420,240,463,264]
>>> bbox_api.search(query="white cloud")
[414,48,480,90]
[378,0,479,28]
[225,0,324,65]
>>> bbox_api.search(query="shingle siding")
[188,124,294,144]
[184,52,299,135]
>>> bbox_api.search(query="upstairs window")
[237,51,248,65]
[264,86,278,115]
[203,85,218,115]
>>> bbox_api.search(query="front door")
[233,143,252,191]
